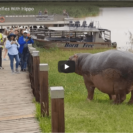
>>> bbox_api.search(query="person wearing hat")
[18,30,34,71]
[5,33,20,73]
[14,28,20,40]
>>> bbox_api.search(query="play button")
[58,60,75,73]
[65,64,69,69]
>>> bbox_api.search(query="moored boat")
[31,21,112,49]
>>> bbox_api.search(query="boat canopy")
[48,27,69,31]
[98,28,111,32]
[48,26,100,32]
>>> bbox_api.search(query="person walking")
[18,30,34,72]
[15,28,24,65]
[20,28,24,36]
[63,9,69,18]
[3,29,14,61]
[5,33,20,73]
[44,9,48,15]
[3,29,8,61]
[14,28,21,65]
[38,11,42,15]
[0,31,4,69]
[14,28,20,40]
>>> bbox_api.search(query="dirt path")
[0,52,41,133]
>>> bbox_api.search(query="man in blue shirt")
[18,30,34,71]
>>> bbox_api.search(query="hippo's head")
[68,54,83,75]
[68,53,90,75]
[68,54,78,62]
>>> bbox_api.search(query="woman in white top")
[5,33,20,73]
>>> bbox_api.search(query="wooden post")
[28,44,32,48]
[50,86,65,133]
[28,47,36,93]
[39,64,49,116]
[29,47,36,53]
[27,45,34,71]
[32,51,40,102]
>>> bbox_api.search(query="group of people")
[38,9,69,17]
[0,27,34,73]
[38,9,48,15]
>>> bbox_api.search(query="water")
[2,7,133,50]
[81,7,133,51]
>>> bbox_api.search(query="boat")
[31,20,112,49]
[0,14,73,27]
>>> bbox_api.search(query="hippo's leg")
[84,81,95,100]
[113,91,126,104]
[83,75,95,101]
[108,94,116,101]
[128,90,133,104]
[86,86,95,101]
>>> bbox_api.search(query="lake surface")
[2,8,133,50]
[81,7,133,51]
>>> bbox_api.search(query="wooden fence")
[27,44,65,132]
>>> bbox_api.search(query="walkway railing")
[27,44,65,132]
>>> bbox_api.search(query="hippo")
[69,50,133,104]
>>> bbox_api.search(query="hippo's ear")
[74,54,78,59]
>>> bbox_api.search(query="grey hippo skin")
[69,50,133,104]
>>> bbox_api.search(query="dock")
[0,53,41,133]
[0,14,71,27]
[0,21,69,26]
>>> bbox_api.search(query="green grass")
[34,48,133,133]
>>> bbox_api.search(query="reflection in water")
[80,7,133,51]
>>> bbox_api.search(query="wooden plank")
[0,106,35,110]
[0,125,39,133]
[0,112,36,118]
[0,121,39,128]
[0,96,33,101]
[0,86,31,90]
[0,118,38,124]
[0,97,33,103]
[0,113,36,118]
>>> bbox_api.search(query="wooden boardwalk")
[0,54,41,133]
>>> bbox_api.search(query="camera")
[28,36,31,40]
